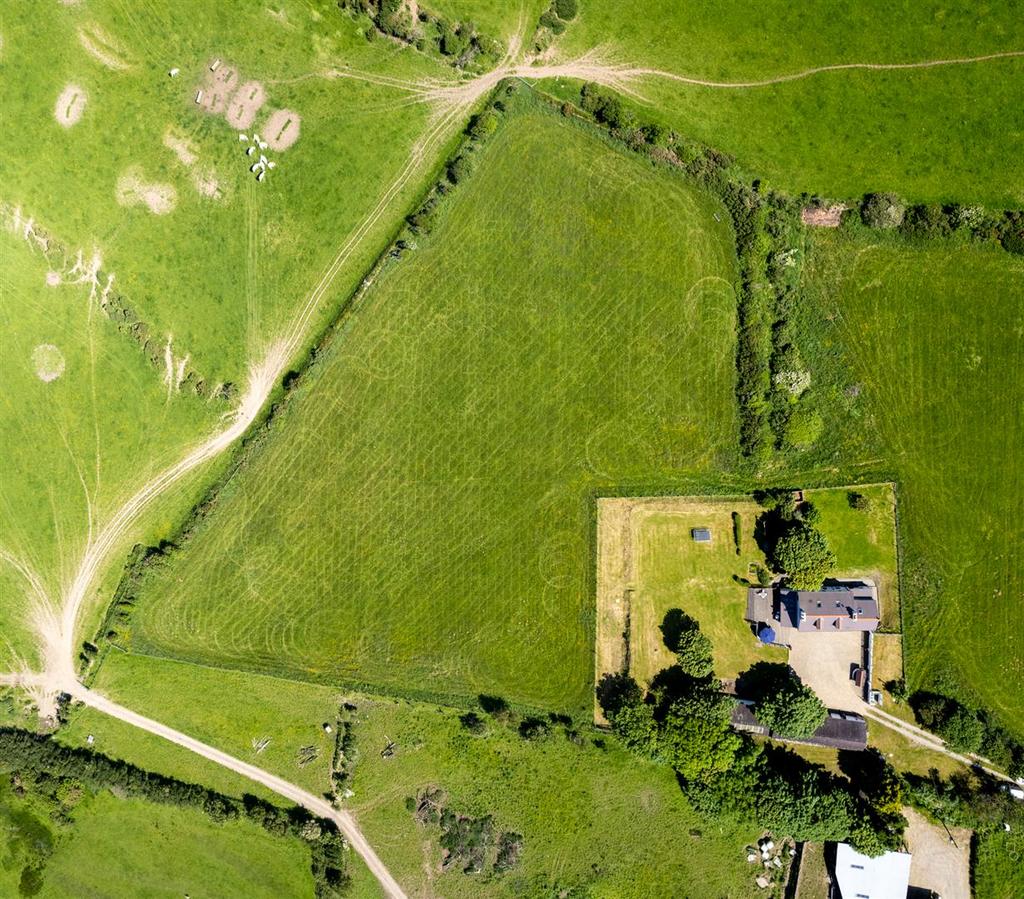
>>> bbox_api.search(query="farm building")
[690,527,712,543]
[745,581,880,636]
[832,842,911,899]
[729,700,867,751]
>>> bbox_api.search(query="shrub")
[554,0,578,19]
[861,192,906,230]
[885,678,908,703]
[580,82,624,129]
[467,111,499,140]
[848,491,871,511]
[538,10,566,33]
[446,153,473,184]
[796,501,820,525]
[1000,214,1024,254]
[784,404,824,449]
[901,203,952,238]
[731,511,741,555]
[939,707,985,753]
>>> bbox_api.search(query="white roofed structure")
[834,843,911,899]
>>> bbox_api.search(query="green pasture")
[130,104,741,711]
[78,652,342,796]
[554,0,1024,204]
[0,777,314,899]
[39,792,314,899]
[0,0,445,386]
[0,230,217,669]
[346,697,761,898]
[804,232,1024,733]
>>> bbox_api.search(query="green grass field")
[129,102,742,711]
[345,697,762,898]
[0,1,445,386]
[0,229,218,669]
[554,0,1024,204]
[804,232,1024,733]
[0,778,315,899]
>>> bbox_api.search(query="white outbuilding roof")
[835,843,911,899]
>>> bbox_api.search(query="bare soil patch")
[192,168,222,200]
[32,344,66,382]
[54,84,87,128]
[197,62,239,114]
[162,130,197,166]
[226,80,267,129]
[801,205,846,227]
[265,108,301,150]
[116,167,177,215]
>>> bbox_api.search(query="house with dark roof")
[745,581,880,638]
[730,699,868,751]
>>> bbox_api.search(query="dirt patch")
[226,80,267,129]
[265,108,301,150]
[801,205,846,227]
[162,130,197,166]
[116,167,177,215]
[54,84,87,128]
[45,271,61,287]
[32,344,66,382]
[192,168,222,200]
[77,24,130,71]
[905,808,971,899]
[197,62,239,114]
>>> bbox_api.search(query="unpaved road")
[70,685,408,898]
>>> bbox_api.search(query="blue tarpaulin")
[758,626,776,644]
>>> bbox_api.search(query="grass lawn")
[974,829,1024,899]
[804,231,1024,735]
[554,0,1024,205]
[38,791,315,899]
[345,696,763,898]
[129,97,742,712]
[806,483,899,630]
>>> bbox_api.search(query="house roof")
[729,702,867,751]
[789,586,879,633]
[834,843,911,899]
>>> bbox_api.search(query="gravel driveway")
[787,630,865,711]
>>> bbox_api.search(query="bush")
[446,153,473,184]
[900,203,953,238]
[847,491,870,511]
[538,10,566,33]
[939,707,985,754]
[580,82,624,129]
[861,192,906,230]
[553,0,578,19]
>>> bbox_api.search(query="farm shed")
[690,527,712,543]
[832,843,911,899]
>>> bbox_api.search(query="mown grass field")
[554,0,1024,204]
[0,1,444,386]
[0,778,315,899]
[345,696,762,898]
[804,232,1024,734]
[130,102,742,711]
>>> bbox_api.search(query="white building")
[834,843,911,899]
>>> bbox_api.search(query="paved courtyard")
[787,630,865,711]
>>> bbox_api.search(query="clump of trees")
[597,615,890,848]
[860,192,906,229]
[911,692,1024,775]
[771,525,836,590]
[409,787,522,874]
[755,489,836,589]
[751,667,828,739]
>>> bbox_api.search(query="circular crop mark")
[32,344,66,382]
